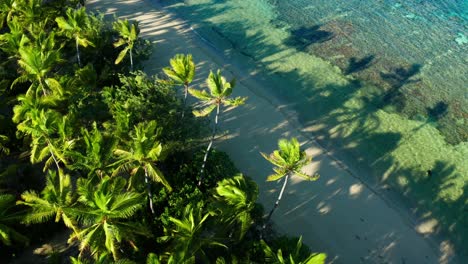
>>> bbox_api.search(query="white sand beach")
[88,0,457,263]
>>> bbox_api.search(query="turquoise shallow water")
[159,0,467,256]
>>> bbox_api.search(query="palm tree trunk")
[38,78,48,96]
[46,139,61,172]
[129,48,133,72]
[181,83,188,118]
[197,103,220,186]
[144,166,155,215]
[263,174,289,230]
[76,37,81,67]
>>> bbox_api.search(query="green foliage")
[0,193,28,246]
[113,19,139,70]
[189,69,246,117]
[0,1,326,261]
[261,138,318,182]
[163,54,195,86]
[71,176,149,261]
[112,120,171,192]
[158,203,226,262]
[18,169,77,233]
[261,237,326,264]
[210,174,258,240]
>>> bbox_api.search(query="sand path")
[88,0,455,263]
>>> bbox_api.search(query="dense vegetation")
[0,0,325,263]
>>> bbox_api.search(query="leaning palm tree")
[18,169,78,233]
[189,70,246,186]
[163,54,195,118]
[113,19,139,71]
[112,120,171,214]
[261,138,319,228]
[0,193,28,246]
[56,7,94,67]
[70,176,149,261]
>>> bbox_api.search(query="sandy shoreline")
[88,0,457,263]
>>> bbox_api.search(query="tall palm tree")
[159,204,226,263]
[261,138,319,228]
[261,236,326,264]
[70,176,149,261]
[18,169,78,233]
[163,54,195,118]
[0,193,28,246]
[113,19,139,71]
[188,70,246,186]
[12,45,63,97]
[210,174,258,241]
[56,7,94,67]
[112,120,171,214]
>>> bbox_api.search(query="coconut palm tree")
[159,204,226,263]
[15,108,74,171]
[112,120,171,214]
[0,0,15,28]
[18,169,78,233]
[0,18,30,56]
[261,236,326,264]
[188,70,246,186]
[113,19,139,71]
[9,0,45,26]
[0,193,28,246]
[56,7,94,67]
[12,45,63,97]
[210,174,258,241]
[163,54,195,118]
[70,176,149,261]
[261,138,319,228]
[72,123,116,178]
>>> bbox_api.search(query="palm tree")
[0,193,28,246]
[9,0,44,26]
[71,122,117,179]
[163,54,195,118]
[188,70,246,186]
[113,19,139,71]
[0,0,15,28]
[159,204,226,262]
[16,108,73,171]
[56,7,94,67]
[112,120,171,214]
[0,18,30,56]
[210,174,258,241]
[70,176,149,260]
[261,236,326,264]
[12,45,63,97]
[261,138,319,228]
[18,169,78,233]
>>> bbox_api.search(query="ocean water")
[160,0,467,255]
